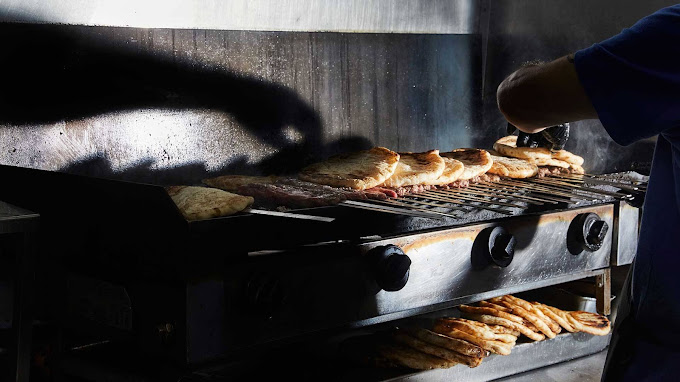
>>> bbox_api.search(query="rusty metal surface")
[0,24,479,185]
[0,0,479,34]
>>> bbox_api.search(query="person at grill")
[496,5,680,381]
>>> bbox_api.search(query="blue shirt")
[575,5,680,379]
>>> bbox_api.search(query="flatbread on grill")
[441,149,493,180]
[202,175,279,192]
[166,186,254,221]
[401,327,488,358]
[487,155,538,178]
[570,164,585,174]
[298,147,400,190]
[381,150,446,188]
[432,156,465,186]
[489,299,556,338]
[392,329,483,367]
[526,157,571,168]
[566,311,611,336]
[494,135,585,166]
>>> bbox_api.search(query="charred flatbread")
[382,150,446,188]
[494,135,585,166]
[166,186,254,221]
[432,324,513,355]
[441,149,493,180]
[526,157,571,168]
[298,147,400,190]
[461,313,545,341]
[436,318,517,343]
[566,311,611,336]
[487,155,538,178]
[490,299,556,339]
[202,175,279,192]
[393,329,483,367]
[401,327,487,358]
[432,156,465,185]
[499,296,561,335]
[533,303,577,333]
[340,334,455,370]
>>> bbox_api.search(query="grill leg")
[596,268,612,315]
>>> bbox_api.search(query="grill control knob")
[366,245,411,292]
[471,226,516,269]
[567,212,609,254]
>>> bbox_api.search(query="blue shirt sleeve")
[574,5,680,146]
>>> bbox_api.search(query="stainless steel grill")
[339,174,645,219]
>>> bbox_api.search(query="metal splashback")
[0,0,675,185]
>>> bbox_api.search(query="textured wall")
[0,24,479,184]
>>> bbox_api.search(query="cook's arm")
[496,55,598,134]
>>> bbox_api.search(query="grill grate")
[339,173,646,219]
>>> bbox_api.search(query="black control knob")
[471,226,516,269]
[366,245,411,292]
[567,213,609,254]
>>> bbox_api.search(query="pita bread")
[432,324,513,355]
[553,150,585,166]
[401,327,487,358]
[202,175,279,192]
[495,135,585,166]
[533,303,577,333]
[458,305,524,324]
[432,156,465,185]
[499,296,561,334]
[166,186,254,221]
[567,311,611,336]
[381,150,446,188]
[487,155,538,178]
[298,147,400,190]
[441,149,493,180]
[526,157,571,168]
[341,334,454,370]
[392,330,483,367]
[570,164,585,174]
[436,318,517,343]
[462,313,545,341]
[491,300,556,339]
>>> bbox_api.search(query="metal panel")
[211,205,613,364]
[0,0,479,34]
[612,201,639,266]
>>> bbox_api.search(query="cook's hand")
[506,122,570,152]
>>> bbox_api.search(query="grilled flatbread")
[490,299,556,339]
[461,313,545,341]
[533,303,577,333]
[441,149,493,180]
[494,135,585,166]
[382,150,446,188]
[570,164,585,174]
[202,175,279,192]
[341,334,455,370]
[499,296,561,334]
[432,324,513,355]
[494,135,552,160]
[487,155,538,178]
[402,327,487,358]
[566,311,611,336]
[166,186,254,221]
[526,157,571,168]
[432,156,465,186]
[298,147,400,190]
[393,330,483,367]
[436,318,517,343]
[458,305,524,324]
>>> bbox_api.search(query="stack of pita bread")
[493,135,585,175]
[341,294,609,371]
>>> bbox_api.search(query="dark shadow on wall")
[0,22,377,181]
